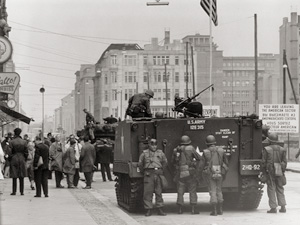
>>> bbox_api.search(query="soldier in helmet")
[138,138,168,217]
[202,135,228,216]
[125,89,154,119]
[261,132,287,213]
[172,135,201,214]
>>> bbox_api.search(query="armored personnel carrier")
[113,114,264,212]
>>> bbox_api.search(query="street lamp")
[39,86,45,141]
[232,101,236,117]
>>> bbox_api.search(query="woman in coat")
[49,135,64,188]
[63,139,76,188]
[26,141,35,190]
[9,128,28,195]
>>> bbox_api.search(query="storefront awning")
[0,104,33,124]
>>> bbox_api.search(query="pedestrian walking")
[8,128,28,196]
[26,141,35,190]
[138,138,168,217]
[261,132,287,213]
[65,134,82,188]
[80,136,96,189]
[94,138,113,182]
[49,135,65,188]
[0,143,4,180]
[63,139,76,188]
[33,136,49,197]
[1,132,12,178]
[172,135,201,214]
[202,135,228,216]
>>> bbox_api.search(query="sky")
[5,0,300,123]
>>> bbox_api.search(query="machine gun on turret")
[173,84,214,118]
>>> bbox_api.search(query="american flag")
[200,0,218,26]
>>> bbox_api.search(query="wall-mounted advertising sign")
[0,72,20,94]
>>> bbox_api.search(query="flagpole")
[209,0,213,110]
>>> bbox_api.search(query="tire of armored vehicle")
[113,116,264,212]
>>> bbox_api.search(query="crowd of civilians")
[0,128,114,197]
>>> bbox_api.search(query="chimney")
[164,30,170,45]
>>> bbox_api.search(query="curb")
[286,168,300,173]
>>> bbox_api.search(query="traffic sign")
[259,104,299,133]
[0,72,20,94]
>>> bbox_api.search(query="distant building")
[74,65,95,131]
[61,90,75,136]
[279,12,299,104]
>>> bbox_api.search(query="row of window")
[223,71,254,77]
[222,80,252,87]
[223,62,274,68]
[222,91,251,98]
[222,101,250,107]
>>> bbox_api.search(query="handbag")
[37,156,44,167]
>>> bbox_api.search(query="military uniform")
[126,93,152,118]
[202,135,228,216]
[261,135,287,213]
[172,135,201,214]
[203,146,227,204]
[138,141,167,216]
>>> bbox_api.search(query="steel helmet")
[181,135,191,145]
[155,112,164,118]
[268,132,279,143]
[205,135,216,146]
[145,89,154,98]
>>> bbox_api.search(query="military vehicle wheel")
[115,173,144,212]
[223,177,263,210]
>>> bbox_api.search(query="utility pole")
[185,42,189,97]
[191,45,195,96]
[254,14,258,114]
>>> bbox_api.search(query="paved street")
[1,163,300,225]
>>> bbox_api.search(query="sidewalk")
[0,172,139,225]
[286,161,300,173]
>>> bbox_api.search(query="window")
[153,56,156,65]
[112,90,117,101]
[162,56,165,65]
[124,55,136,66]
[175,72,179,82]
[158,72,161,82]
[154,72,157,82]
[143,72,148,83]
[143,56,148,65]
[166,56,170,65]
[111,55,117,65]
[104,90,108,101]
[111,71,117,83]
[157,56,161,65]
[175,56,179,65]
[104,74,108,84]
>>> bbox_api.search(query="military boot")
[191,205,199,214]
[217,202,223,215]
[157,207,167,216]
[210,203,217,216]
[279,206,286,213]
[178,205,183,214]
[267,208,277,213]
[145,209,152,217]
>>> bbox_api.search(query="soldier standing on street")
[138,138,168,217]
[125,90,154,119]
[202,135,228,216]
[261,132,287,213]
[172,135,201,214]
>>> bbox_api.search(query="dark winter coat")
[9,136,28,178]
[80,142,96,172]
[33,143,49,170]
[94,141,113,164]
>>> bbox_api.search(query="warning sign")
[259,104,299,133]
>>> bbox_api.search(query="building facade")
[61,90,75,136]
[279,12,300,104]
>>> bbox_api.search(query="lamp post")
[39,86,45,141]
[232,101,236,117]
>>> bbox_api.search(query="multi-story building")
[279,12,299,104]
[94,32,223,120]
[222,54,280,116]
[61,90,75,136]
[74,64,95,131]
[53,107,62,133]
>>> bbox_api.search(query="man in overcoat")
[95,138,113,182]
[9,128,28,195]
[49,135,64,188]
[33,136,49,197]
[80,136,96,189]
